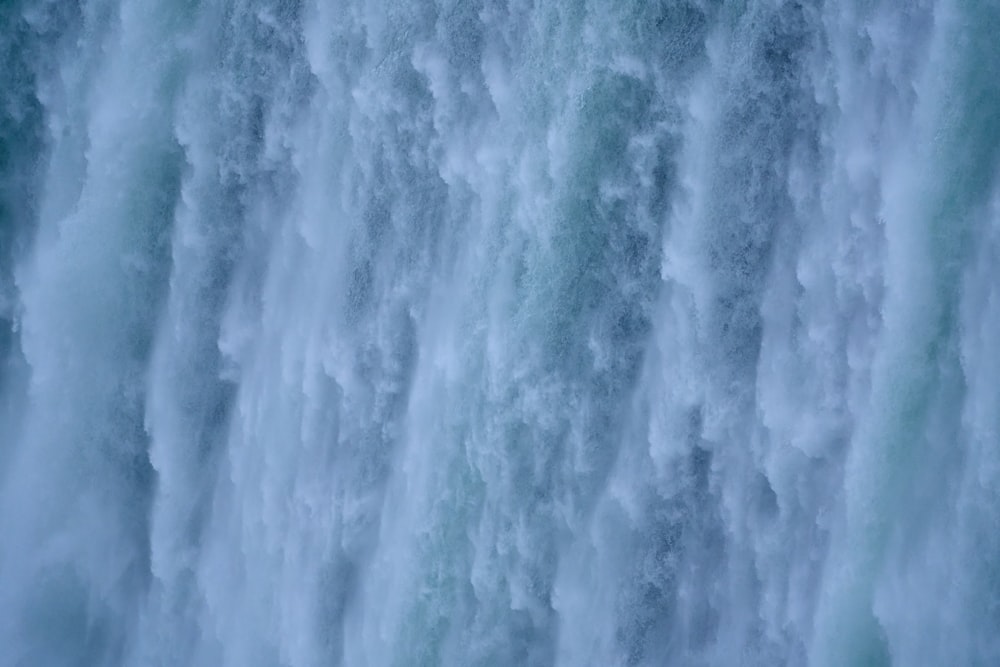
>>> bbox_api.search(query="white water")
[1,0,1000,665]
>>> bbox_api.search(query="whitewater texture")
[2,0,1000,665]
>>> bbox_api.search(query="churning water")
[2,0,1000,665]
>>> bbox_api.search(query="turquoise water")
[1,0,1000,665]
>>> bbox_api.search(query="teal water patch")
[0,0,45,363]
[698,0,818,377]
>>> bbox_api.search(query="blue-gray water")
[2,1,1000,665]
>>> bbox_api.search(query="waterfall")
[2,0,1000,665]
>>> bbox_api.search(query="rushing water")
[1,0,1000,665]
